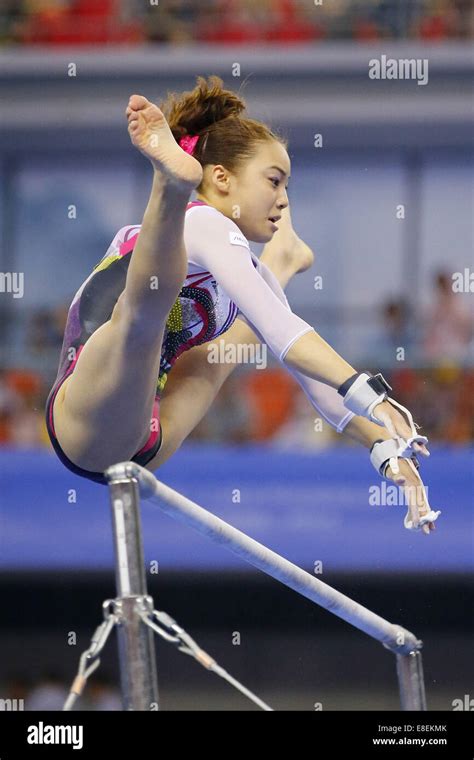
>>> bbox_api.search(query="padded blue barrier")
[0,444,472,572]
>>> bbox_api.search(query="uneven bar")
[105,461,427,710]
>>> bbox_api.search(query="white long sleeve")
[183,205,315,362]
[240,254,355,434]
[184,204,354,434]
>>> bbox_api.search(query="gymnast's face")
[200,139,291,243]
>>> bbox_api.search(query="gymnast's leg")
[52,95,203,472]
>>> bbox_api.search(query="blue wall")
[1,444,472,573]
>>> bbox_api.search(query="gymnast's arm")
[148,312,391,472]
[183,206,426,449]
[184,205,356,389]
[152,323,435,535]
[150,233,390,469]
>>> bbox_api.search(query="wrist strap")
[337,372,359,397]
[370,438,421,478]
[370,438,398,477]
[338,371,392,421]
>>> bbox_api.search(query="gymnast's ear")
[203,163,233,195]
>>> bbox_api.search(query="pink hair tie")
[179,134,199,155]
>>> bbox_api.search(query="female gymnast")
[45,76,440,535]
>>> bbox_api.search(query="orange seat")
[243,367,298,441]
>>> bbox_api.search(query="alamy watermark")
[369,482,429,507]
[452,268,473,293]
[369,55,429,86]
[0,271,24,298]
[0,697,24,710]
[207,339,267,369]
[27,721,83,749]
[452,694,474,710]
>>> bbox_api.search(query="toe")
[129,94,149,110]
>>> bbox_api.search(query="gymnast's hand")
[372,400,430,458]
[385,458,438,535]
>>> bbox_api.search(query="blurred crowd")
[0,0,472,46]
[0,671,121,711]
[0,270,472,450]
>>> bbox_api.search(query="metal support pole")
[396,651,427,711]
[108,476,159,711]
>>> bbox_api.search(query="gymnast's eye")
[270,178,280,187]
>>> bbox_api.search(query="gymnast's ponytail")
[159,75,286,180]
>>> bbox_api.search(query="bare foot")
[285,233,315,274]
[261,206,314,286]
[126,94,203,188]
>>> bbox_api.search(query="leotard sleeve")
[184,205,315,362]
[184,205,354,433]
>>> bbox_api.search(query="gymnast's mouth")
[268,216,281,223]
